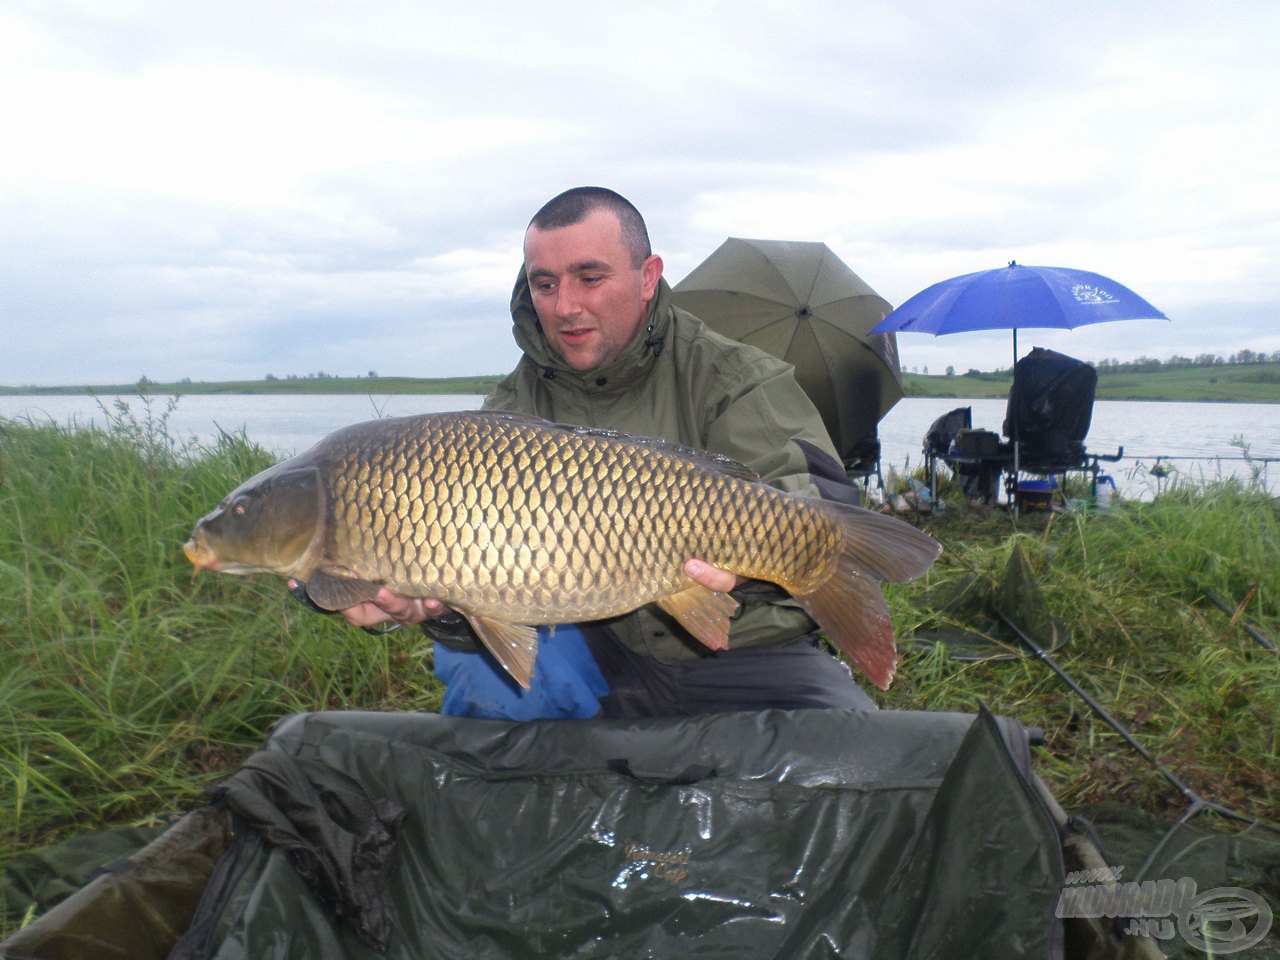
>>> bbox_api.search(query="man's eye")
[534,282,556,294]
[581,276,603,285]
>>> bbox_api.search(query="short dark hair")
[528,187,652,268]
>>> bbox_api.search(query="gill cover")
[192,463,324,575]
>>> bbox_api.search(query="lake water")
[4,393,1278,499]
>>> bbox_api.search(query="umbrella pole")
[1012,441,1020,515]
[1010,329,1020,514]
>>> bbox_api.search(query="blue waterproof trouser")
[434,625,875,720]
[434,625,608,720]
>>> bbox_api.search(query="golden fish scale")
[320,415,838,621]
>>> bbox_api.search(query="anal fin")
[797,568,897,690]
[656,585,739,652]
[466,613,538,690]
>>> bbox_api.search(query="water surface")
[4,393,1277,498]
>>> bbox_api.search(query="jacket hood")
[508,268,675,390]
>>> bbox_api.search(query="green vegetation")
[884,477,1278,821]
[901,359,1280,403]
[0,374,506,398]
[1,406,1276,881]
[0,402,443,858]
[901,370,1012,398]
[5,360,1280,403]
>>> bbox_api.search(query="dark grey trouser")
[580,628,877,719]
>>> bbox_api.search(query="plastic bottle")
[1095,474,1115,510]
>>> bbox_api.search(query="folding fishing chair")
[1003,347,1122,508]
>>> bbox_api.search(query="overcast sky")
[3,0,1277,386]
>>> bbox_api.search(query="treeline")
[1093,350,1279,374]
[906,351,1279,379]
[263,371,378,381]
[138,371,379,387]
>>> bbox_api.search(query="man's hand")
[684,558,743,593]
[287,579,450,628]
[290,564,737,628]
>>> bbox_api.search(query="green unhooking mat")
[4,709,1069,959]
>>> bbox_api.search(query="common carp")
[184,412,940,690]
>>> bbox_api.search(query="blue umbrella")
[873,262,1168,506]
[870,261,1168,366]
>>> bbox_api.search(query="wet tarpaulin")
[0,806,230,960]
[162,708,1062,960]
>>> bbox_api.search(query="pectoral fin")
[304,568,383,611]
[465,613,538,690]
[657,585,739,652]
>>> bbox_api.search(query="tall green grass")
[1,401,442,854]
[882,475,1280,822]
[1,403,1276,869]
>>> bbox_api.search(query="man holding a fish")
[326,187,936,717]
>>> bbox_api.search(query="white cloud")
[1,0,1277,387]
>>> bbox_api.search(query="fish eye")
[230,496,251,518]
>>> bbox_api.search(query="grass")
[0,399,443,855]
[6,361,1280,404]
[901,360,1280,403]
[1,404,1276,870]
[0,375,505,397]
[879,468,1280,823]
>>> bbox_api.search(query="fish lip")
[183,539,221,574]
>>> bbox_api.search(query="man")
[340,187,875,716]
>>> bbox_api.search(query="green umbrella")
[671,238,903,468]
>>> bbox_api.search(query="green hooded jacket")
[478,270,848,663]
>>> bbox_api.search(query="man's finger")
[684,558,741,593]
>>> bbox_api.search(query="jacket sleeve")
[698,353,850,502]
[693,350,863,610]
[419,611,482,652]
[481,361,535,413]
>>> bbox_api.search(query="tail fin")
[796,503,940,690]
[818,501,941,583]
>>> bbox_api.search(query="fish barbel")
[183,411,940,689]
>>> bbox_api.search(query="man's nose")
[555,287,579,319]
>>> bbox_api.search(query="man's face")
[523,209,663,372]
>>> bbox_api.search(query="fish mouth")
[182,539,269,578]
[183,539,220,577]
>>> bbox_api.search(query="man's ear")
[640,254,664,302]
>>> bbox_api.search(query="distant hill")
[5,362,1279,403]
[902,361,1280,403]
[0,375,507,397]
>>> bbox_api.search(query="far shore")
[4,360,1280,404]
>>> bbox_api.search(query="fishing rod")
[991,605,1280,886]
[994,608,1255,827]
[989,602,1280,902]
[1201,587,1277,652]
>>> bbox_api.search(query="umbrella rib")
[747,312,808,341]
[800,253,823,313]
